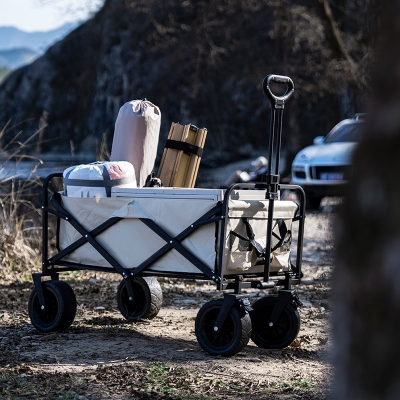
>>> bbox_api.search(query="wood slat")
[157,122,207,188]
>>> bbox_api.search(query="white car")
[291,114,365,209]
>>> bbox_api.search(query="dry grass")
[0,121,46,284]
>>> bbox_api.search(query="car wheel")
[306,195,322,210]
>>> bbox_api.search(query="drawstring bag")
[111,99,161,187]
[63,161,137,198]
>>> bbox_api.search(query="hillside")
[0,0,374,169]
[0,23,79,52]
[0,47,39,69]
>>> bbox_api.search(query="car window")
[324,122,363,143]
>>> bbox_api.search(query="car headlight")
[295,153,311,162]
[292,166,306,179]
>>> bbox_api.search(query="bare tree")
[333,1,400,398]
[38,0,104,21]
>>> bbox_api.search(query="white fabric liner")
[59,194,219,274]
[58,189,298,276]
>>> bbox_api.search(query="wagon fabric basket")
[58,188,224,274]
[58,187,298,276]
[222,197,298,274]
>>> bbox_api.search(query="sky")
[0,0,104,32]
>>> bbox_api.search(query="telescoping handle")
[261,74,294,284]
[262,74,294,109]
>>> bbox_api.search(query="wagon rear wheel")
[28,280,76,333]
[250,295,300,349]
[195,299,251,357]
[117,277,162,321]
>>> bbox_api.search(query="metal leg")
[32,273,46,310]
[32,272,60,311]
[213,293,253,332]
[267,290,303,327]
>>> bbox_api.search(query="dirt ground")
[0,199,337,400]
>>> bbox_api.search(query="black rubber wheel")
[250,296,300,349]
[306,195,322,211]
[195,299,252,357]
[28,280,76,333]
[117,277,162,321]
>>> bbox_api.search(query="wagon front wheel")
[195,299,251,357]
[250,295,300,349]
[28,280,76,333]
[117,277,162,321]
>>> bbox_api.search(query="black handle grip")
[262,74,294,106]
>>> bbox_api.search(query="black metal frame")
[33,174,304,310]
[32,74,305,333]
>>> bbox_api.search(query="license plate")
[320,172,344,181]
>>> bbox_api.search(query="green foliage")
[278,379,316,394]
[0,66,10,82]
[0,362,326,399]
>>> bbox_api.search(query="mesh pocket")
[226,233,254,271]
[229,234,251,252]
[270,225,292,271]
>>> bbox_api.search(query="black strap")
[242,218,265,257]
[100,164,112,197]
[271,219,291,252]
[165,139,203,157]
[230,231,250,242]
[235,218,291,256]
[64,176,135,188]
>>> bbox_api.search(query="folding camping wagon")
[28,75,306,357]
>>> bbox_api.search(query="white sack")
[63,161,137,198]
[111,100,161,187]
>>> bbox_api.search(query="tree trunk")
[334,1,400,399]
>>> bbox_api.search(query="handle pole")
[262,74,294,283]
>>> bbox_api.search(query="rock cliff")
[0,0,371,169]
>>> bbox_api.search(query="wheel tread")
[143,277,163,319]
[28,280,76,333]
[117,277,162,321]
[250,295,300,349]
[195,299,251,357]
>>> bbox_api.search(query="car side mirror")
[313,136,325,145]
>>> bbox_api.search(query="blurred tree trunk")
[333,1,400,399]
[314,0,355,63]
